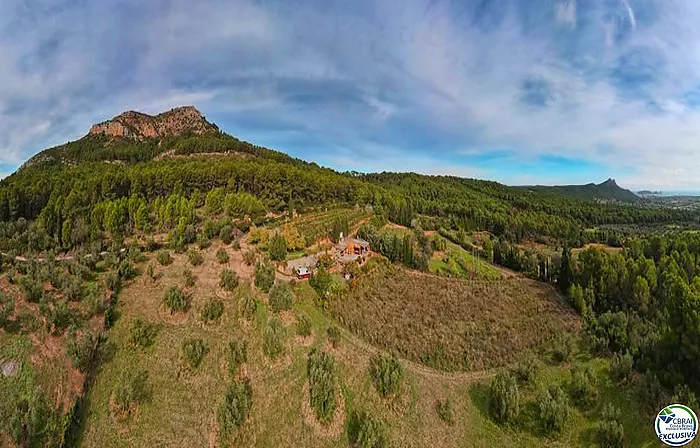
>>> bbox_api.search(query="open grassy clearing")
[429,240,502,280]
[331,259,580,372]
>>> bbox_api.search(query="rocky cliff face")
[88,106,217,140]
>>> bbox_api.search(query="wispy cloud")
[2,0,700,190]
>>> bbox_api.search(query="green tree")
[268,233,287,262]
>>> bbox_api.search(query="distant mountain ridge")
[520,178,639,203]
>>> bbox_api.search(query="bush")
[105,271,122,293]
[202,298,224,322]
[307,348,338,423]
[243,249,256,266]
[327,326,341,348]
[129,319,159,348]
[145,237,159,252]
[219,268,239,292]
[637,371,664,413]
[67,329,95,372]
[570,364,597,406]
[489,371,520,424]
[197,233,212,249]
[254,262,275,292]
[231,239,241,250]
[183,268,197,287]
[156,250,172,266]
[610,352,633,383]
[269,283,294,313]
[263,317,286,359]
[596,404,624,448]
[187,250,203,267]
[20,276,44,303]
[240,292,257,321]
[436,398,454,425]
[182,338,207,369]
[227,340,248,377]
[269,233,287,261]
[369,352,403,397]
[538,384,571,433]
[164,286,189,313]
[513,354,540,384]
[217,248,230,264]
[551,333,575,363]
[62,276,84,302]
[0,296,15,329]
[347,410,387,448]
[297,313,312,336]
[114,369,151,416]
[219,225,234,245]
[146,263,156,281]
[671,384,699,411]
[118,259,136,280]
[217,381,253,445]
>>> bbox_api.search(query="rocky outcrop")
[88,106,216,140]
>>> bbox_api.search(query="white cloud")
[555,1,577,28]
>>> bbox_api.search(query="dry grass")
[331,261,580,371]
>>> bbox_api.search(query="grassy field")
[331,259,580,372]
[69,242,662,448]
[429,240,502,280]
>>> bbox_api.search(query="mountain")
[521,178,639,203]
[88,106,218,140]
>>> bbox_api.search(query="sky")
[2,0,700,190]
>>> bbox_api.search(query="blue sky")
[2,0,700,190]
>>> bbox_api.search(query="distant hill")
[520,178,639,203]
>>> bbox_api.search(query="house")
[296,266,311,279]
[336,236,371,264]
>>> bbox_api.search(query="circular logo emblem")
[656,404,698,446]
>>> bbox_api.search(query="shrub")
[217,248,230,264]
[231,239,241,250]
[254,262,276,292]
[269,283,294,313]
[219,268,239,292]
[263,317,285,359]
[596,404,624,448]
[156,250,172,266]
[671,384,699,411]
[105,271,122,293]
[219,225,234,244]
[570,363,597,406]
[146,263,156,281]
[297,313,312,336]
[202,298,224,322]
[62,276,84,302]
[489,371,520,424]
[164,286,189,313]
[182,338,207,369]
[129,319,159,348]
[217,381,253,445]
[187,250,203,267]
[227,340,248,377]
[551,333,575,363]
[183,268,197,287]
[307,348,338,423]
[145,237,159,252]
[19,276,44,303]
[637,371,664,413]
[327,326,341,348]
[610,352,633,383]
[269,233,287,261]
[369,352,403,397]
[513,354,540,384]
[197,233,211,250]
[240,292,257,321]
[114,369,151,416]
[436,398,455,425]
[243,249,256,266]
[347,410,387,448]
[67,329,96,372]
[0,296,15,329]
[538,384,571,433]
[43,299,77,330]
[118,259,136,280]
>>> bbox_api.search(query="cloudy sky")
[2,0,700,190]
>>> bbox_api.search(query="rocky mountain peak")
[88,106,217,140]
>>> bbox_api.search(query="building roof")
[338,237,370,250]
[297,266,310,275]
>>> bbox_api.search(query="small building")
[297,266,311,279]
[338,237,370,257]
